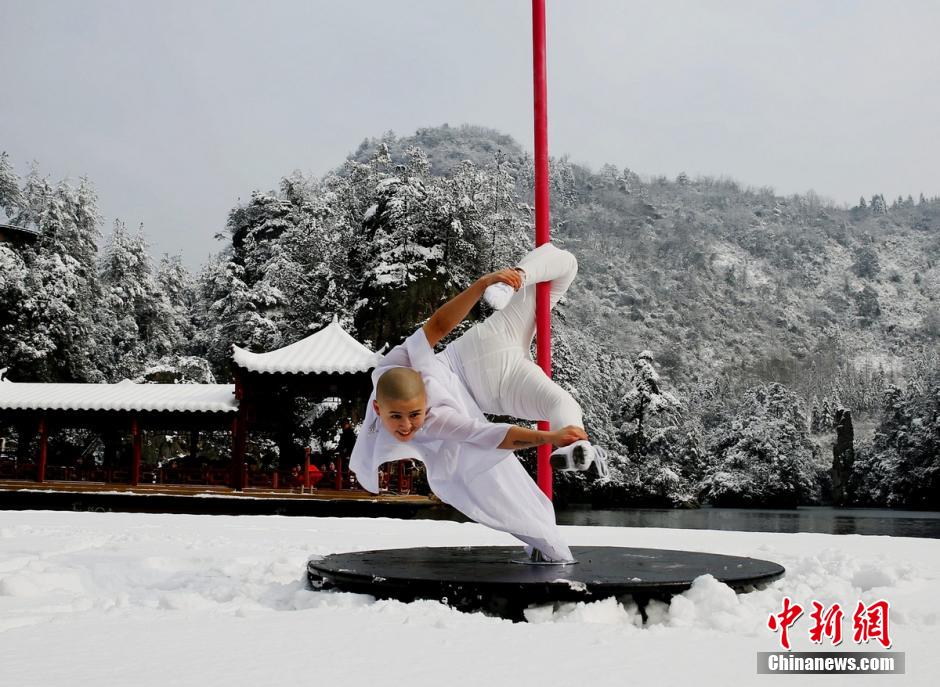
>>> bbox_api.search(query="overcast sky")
[2,0,938,269]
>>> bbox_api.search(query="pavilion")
[0,319,380,491]
[230,318,379,489]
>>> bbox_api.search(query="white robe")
[349,326,573,562]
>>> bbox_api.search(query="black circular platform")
[307,546,785,620]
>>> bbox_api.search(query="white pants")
[445,243,583,431]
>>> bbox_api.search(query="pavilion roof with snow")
[231,318,381,375]
[0,380,237,414]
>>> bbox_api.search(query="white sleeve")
[371,327,438,386]
[371,342,410,386]
[404,326,437,368]
[421,406,513,449]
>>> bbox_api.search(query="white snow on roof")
[232,319,379,375]
[0,382,237,413]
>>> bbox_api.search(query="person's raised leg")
[491,342,609,479]
[490,244,578,350]
[496,355,584,430]
[443,245,578,422]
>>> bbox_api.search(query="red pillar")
[532,0,553,500]
[231,375,248,491]
[231,417,238,488]
[335,455,343,491]
[37,416,48,483]
[304,447,312,492]
[398,460,411,493]
[131,418,142,487]
[231,414,247,491]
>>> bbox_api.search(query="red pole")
[335,455,343,491]
[532,0,552,500]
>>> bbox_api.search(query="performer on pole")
[350,243,609,563]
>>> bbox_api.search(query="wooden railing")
[0,458,415,494]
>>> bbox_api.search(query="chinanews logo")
[757,596,905,675]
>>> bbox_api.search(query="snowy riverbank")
[1,510,937,686]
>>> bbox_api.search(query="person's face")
[373,395,427,442]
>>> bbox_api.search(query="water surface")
[553,506,940,539]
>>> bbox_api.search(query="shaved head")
[373,367,427,442]
[376,367,426,404]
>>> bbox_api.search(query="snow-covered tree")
[810,395,822,432]
[157,253,197,349]
[192,249,254,377]
[196,190,300,372]
[0,244,31,377]
[10,173,105,381]
[135,355,216,384]
[698,382,822,506]
[97,221,182,380]
[851,352,940,508]
[852,244,880,279]
[0,151,24,217]
[346,145,529,348]
[855,284,881,324]
[609,351,701,505]
[619,351,680,452]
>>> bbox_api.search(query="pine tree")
[855,284,881,324]
[820,395,834,431]
[852,353,940,508]
[15,175,105,381]
[0,244,31,377]
[97,221,179,380]
[157,253,197,348]
[0,152,24,217]
[213,190,296,354]
[612,351,701,505]
[852,244,880,278]
[810,396,822,432]
[192,249,255,379]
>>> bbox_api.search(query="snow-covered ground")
[1,510,937,686]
